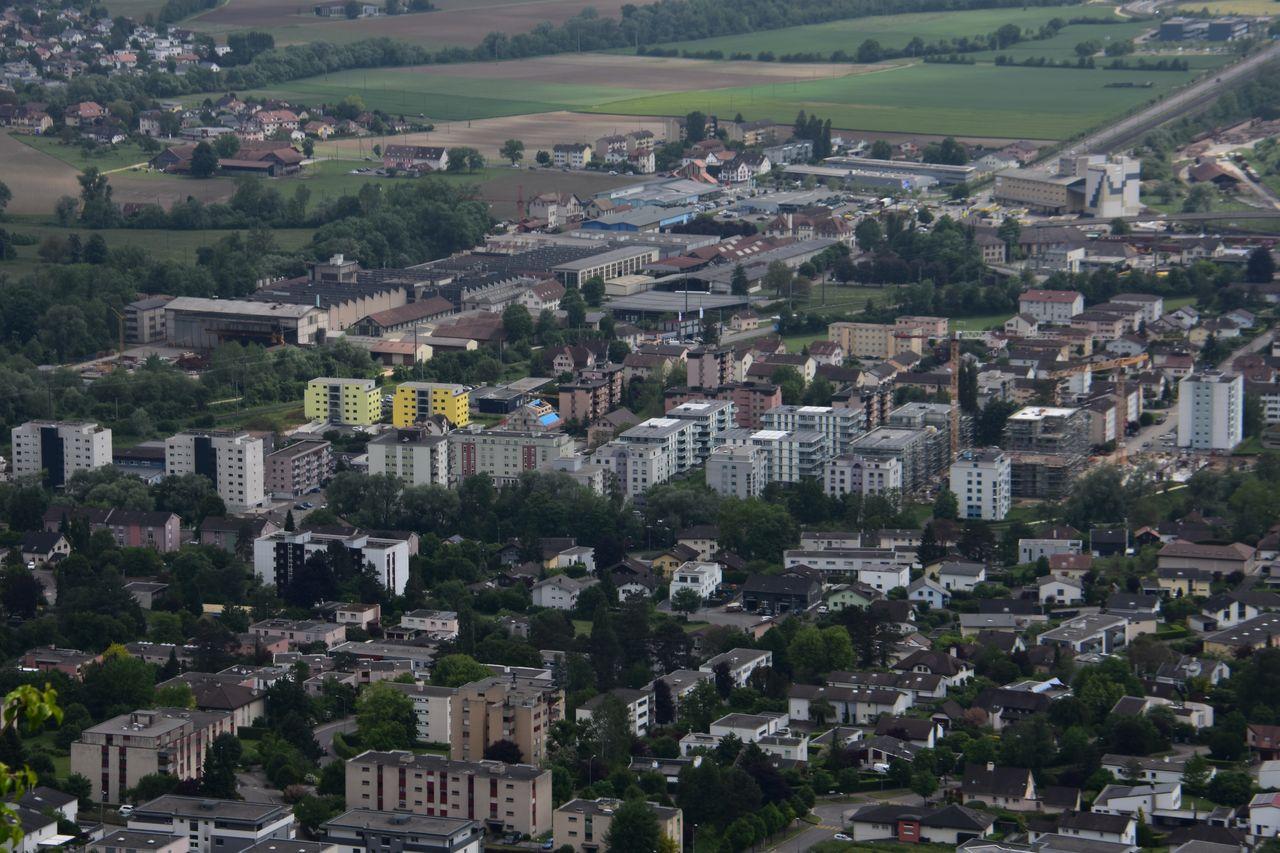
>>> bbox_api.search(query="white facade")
[386,681,456,744]
[1083,155,1141,218]
[705,445,769,498]
[592,417,696,497]
[165,431,265,511]
[860,564,911,592]
[368,430,448,487]
[949,448,1011,521]
[825,454,903,498]
[762,405,864,455]
[666,400,736,459]
[669,561,722,601]
[1018,290,1085,324]
[1177,372,1242,450]
[128,798,295,853]
[10,421,113,486]
[253,529,411,596]
[531,575,596,610]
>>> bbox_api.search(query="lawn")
[587,61,1203,140]
[237,68,657,121]
[1174,0,1280,13]
[640,5,1120,59]
[0,224,316,273]
[17,134,155,172]
[953,312,1014,331]
[293,157,502,205]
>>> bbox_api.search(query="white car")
[833,834,851,842]
[118,805,134,818]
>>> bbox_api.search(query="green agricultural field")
[966,19,1151,61]
[293,157,500,204]
[236,68,656,121]
[18,135,155,172]
[0,224,316,274]
[640,4,1119,59]
[587,61,1202,140]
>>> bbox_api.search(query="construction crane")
[950,332,961,462]
[107,306,125,359]
[1046,353,1150,460]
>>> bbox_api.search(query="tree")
[910,768,939,800]
[201,733,242,798]
[685,111,707,144]
[484,739,523,763]
[1207,770,1254,807]
[1183,754,1211,796]
[764,261,793,299]
[213,134,240,158]
[671,588,702,614]
[582,275,605,307]
[502,303,534,342]
[430,654,492,687]
[356,682,416,750]
[1247,246,1276,283]
[190,142,218,178]
[83,233,109,264]
[536,150,551,166]
[730,264,749,296]
[932,488,959,521]
[154,683,196,709]
[344,0,360,17]
[1110,217,1130,235]
[500,139,525,165]
[854,218,883,252]
[653,678,675,726]
[0,180,10,218]
[869,140,893,160]
[604,799,662,853]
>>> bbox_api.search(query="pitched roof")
[962,763,1033,798]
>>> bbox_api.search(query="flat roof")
[165,297,319,319]
[324,808,477,837]
[133,795,288,823]
[552,245,659,270]
[1008,406,1080,420]
[608,291,749,314]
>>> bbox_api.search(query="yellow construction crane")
[1046,353,1150,461]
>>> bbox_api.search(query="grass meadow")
[636,5,1121,58]
[587,61,1204,140]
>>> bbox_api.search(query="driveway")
[236,770,283,804]
[767,792,923,852]
[315,716,357,764]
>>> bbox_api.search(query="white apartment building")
[384,681,456,744]
[705,445,769,498]
[447,427,576,486]
[699,649,773,687]
[591,441,669,499]
[665,400,736,459]
[128,796,295,853]
[592,417,695,497]
[1018,289,1085,324]
[11,420,113,488]
[668,561,722,601]
[400,609,460,637]
[165,431,265,511]
[368,427,448,487]
[762,405,864,455]
[1177,372,1243,451]
[718,428,828,483]
[824,454,903,498]
[949,448,1012,521]
[253,528,412,596]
